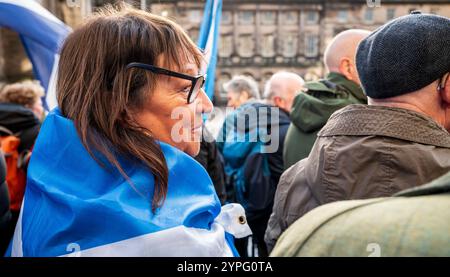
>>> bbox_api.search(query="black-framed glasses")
[126,62,206,104]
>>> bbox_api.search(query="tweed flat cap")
[356,12,450,99]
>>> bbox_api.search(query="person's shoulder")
[278,159,309,191]
[304,79,336,94]
[272,174,450,256]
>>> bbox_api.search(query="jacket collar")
[326,72,367,102]
[319,104,450,148]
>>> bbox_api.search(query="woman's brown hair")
[57,3,203,211]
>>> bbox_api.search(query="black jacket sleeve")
[195,128,227,205]
[0,151,12,255]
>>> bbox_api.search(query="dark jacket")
[0,103,40,153]
[283,72,367,169]
[195,128,227,205]
[217,101,290,254]
[0,151,12,255]
[266,104,450,252]
[271,170,450,257]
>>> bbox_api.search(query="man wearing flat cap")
[265,12,450,254]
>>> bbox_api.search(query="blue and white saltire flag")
[197,0,222,100]
[0,0,71,111]
[7,109,251,256]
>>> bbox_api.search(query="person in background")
[263,71,304,114]
[0,80,43,232]
[218,75,290,257]
[266,13,450,253]
[0,151,12,255]
[263,71,305,188]
[0,80,44,152]
[0,80,44,121]
[225,75,261,109]
[283,29,370,169]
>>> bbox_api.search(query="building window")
[238,11,254,25]
[306,11,318,25]
[386,8,395,20]
[237,34,254,57]
[305,34,318,57]
[188,10,202,23]
[218,34,233,58]
[283,34,297,57]
[222,11,232,25]
[261,34,275,57]
[364,8,374,23]
[337,10,348,23]
[284,11,298,25]
[261,11,276,25]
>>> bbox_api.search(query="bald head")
[324,29,371,84]
[264,71,305,113]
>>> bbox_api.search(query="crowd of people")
[0,4,449,257]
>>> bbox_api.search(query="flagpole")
[197,0,222,101]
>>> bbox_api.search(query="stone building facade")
[1,0,450,104]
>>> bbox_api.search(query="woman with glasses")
[7,4,250,257]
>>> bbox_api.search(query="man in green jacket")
[271,170,450,257]
[283,29,370,169]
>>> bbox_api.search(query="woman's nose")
[198,88,213,114]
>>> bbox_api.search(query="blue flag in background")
[0,0,71,110]
[197,0,222,101]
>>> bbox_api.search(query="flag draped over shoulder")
[0,0,71,110]
[197,0,222,100]
[7,109,250,257]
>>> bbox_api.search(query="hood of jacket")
[0,103,40,134]
[290,72,366,133]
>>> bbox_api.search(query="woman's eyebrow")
[180,64,199,75]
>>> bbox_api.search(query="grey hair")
[223,75,260,99]
[263,71,305,100]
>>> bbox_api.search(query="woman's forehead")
[157,54,201,74]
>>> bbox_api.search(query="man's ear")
[439,74,450,106]
[273,95,284,107]
[338,57,353,81]
[239,91,250,102]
